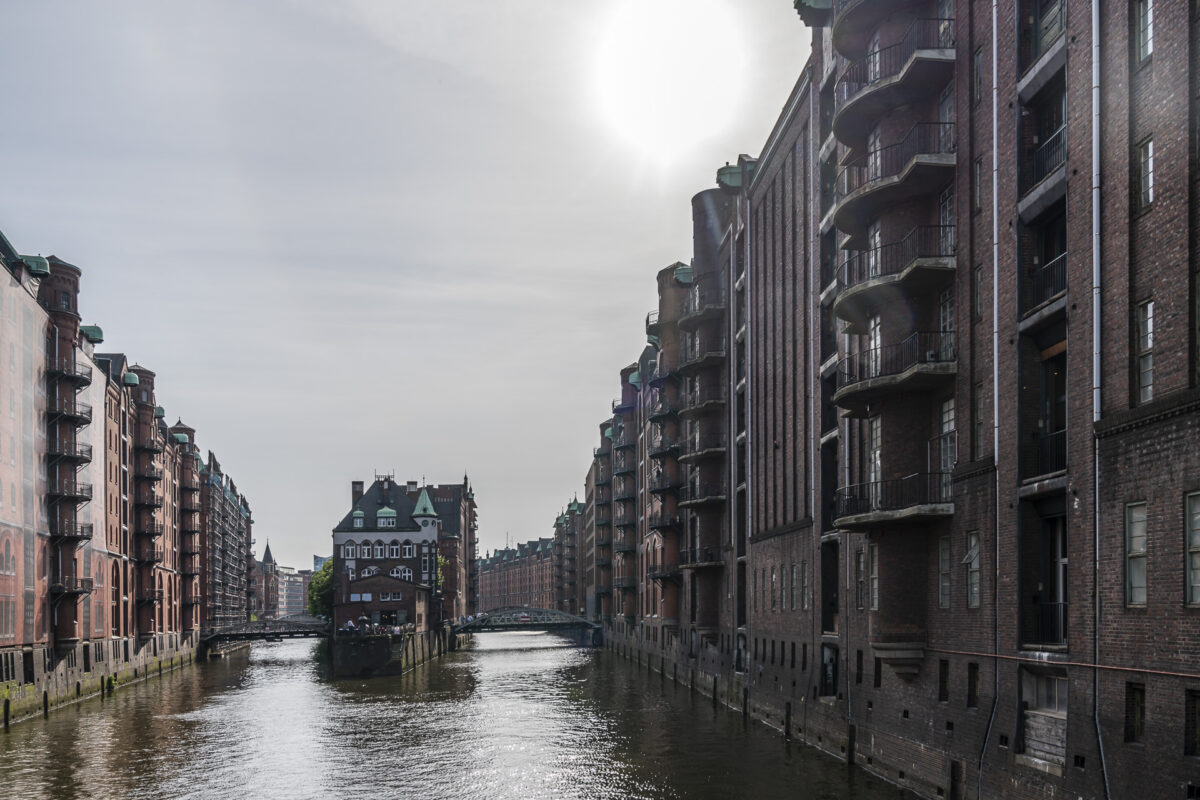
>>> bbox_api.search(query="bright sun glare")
[595,0,748,161]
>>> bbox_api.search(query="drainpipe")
[977,1,1001,797]
[1090,0,1112,795]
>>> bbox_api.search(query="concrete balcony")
[679,288,726,329]
[833,226,956,332]
[834,331,956,416]
[678,339,727,374]
[834,472,953,529]
[834,123,956,249]
[679,385,727,417]
[834,19,955,158]
[679,433,727,463]
[678,483,727,507]
[679,547,724,569]
[831,0,926,59]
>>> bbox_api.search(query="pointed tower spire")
[412,487,437,519]
[262,540,275,565]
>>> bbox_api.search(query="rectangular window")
[1125,682,1146,743]
[802,561,810,610]
[939,659,950,702]
[790,563,797,610]
[1138,138,1155,209]
[939,535,951,608]
[403,543,416,559]
[973,47,983,106]
[973,158,983,212]
[1136,300,1154,404]
[972,264,983,320]
[966,532,981,608]
[968,662,979,708]
[1136,0,1154,61]
[1126,503,1148,606]
[1188,493,1200,605]
[1186,691,1200,756]
[974,382,986,460]
[856,649,863,685]
[868,544,879,610]
[374,544,385,559]
[855,549,865,609]
[874,656,882,688]
[771,567,777,610]
[389,544,400,558]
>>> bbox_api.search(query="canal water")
[1,633,908,799]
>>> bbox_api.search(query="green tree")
[307,558,334,618]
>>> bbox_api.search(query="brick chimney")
[351,481,363,507]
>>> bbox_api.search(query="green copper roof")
[629,371,641,388]
[122,373,139,386]
[80,325,104,344]
[412,487,437,517]
[19,255,49,276]
[647,334,660,348]
[604,427,613,440]
[674,263,693,284]
[153,406,165,419]
[376,506,397,518]
[352,510,365,518]
[172,433,189,444]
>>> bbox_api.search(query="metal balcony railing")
[647,512,679,530]
[137,521,164,537]
[136,465,163,480]
[679,483,727,503]
[834,472,953,518]
[46,358,92,384]
[1027,428,1066,479]
[837,123,956,201]
[648,435,679,458]
[48,481,93,500]
[49,522,93,541]
[1023,600,1067,646]
[681,287,726,320]
[683,385,728,411]
[137,547,165,563]
[837,331,956,390]
[614,539,636,554]
[836,19,955,108]
[682,433,728,458]
[48,398,93,423]
[613,577,636,589]
[840,226,956,292]
[1022,252,1067,314]
[1024,126,1066,192]
[139,589,164,604]
[647,563,680,580]
[646,310,660,331]
[681,338,728,369]
[648,398,675,419]
[47,442,92,461]
[679,547,722,566]
[51,576,94,595]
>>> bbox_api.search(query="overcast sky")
[1,1,810,569]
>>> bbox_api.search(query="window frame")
[1135,0,1153,62]
[966,531,981,608]
[1187,493,1200,606]
[939,535,952,608]
[1137,137,1154,210]
[1126,502,1148,606]
[868,543,879,611]
[1136,300,1154,404]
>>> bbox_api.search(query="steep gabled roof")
[412,487,437,518]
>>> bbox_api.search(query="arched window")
[2,540,9,575]
[361,566,380,577]
[390,566,403,579]
[401,567,413,582]
[343,542,358,559]
[389,541,400,558]
[374,542,385,559]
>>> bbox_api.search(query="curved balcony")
[680,547,724,569]
[613,458,635,476]
[648,398,675,421]
[679,483,728,507]
[679,288,726,329]
[834,226,956,331]
[832,0,926,60]
[647,360,675,387]
[614,539,636,554]
[49,522,93,542]
[614,486,636,502]
[614,515,636,530]
[835,123,956,248]
[834,331,956,416]
[612,397,636,415]
[136,521,164,538]
[595,534,612,547]
[594,473,611,487]
[48,398,92,426]
[834,472,953,529]
[47,442,92,463]
[678,339,727,374]
[48,481,93,501]
[679,433,727,462]
[648,563,681,581]
[834,19,955,157]
[648,474,678,495]
[182,498,202,513]
[45,358,92,387]
[613,434,636,451]
[680,385,727,417]
[648,435,679,459]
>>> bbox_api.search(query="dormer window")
[379,517,396,528]
[353,518,363,529]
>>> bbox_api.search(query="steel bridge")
[453,607,601,641]
[201,615,331,647]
